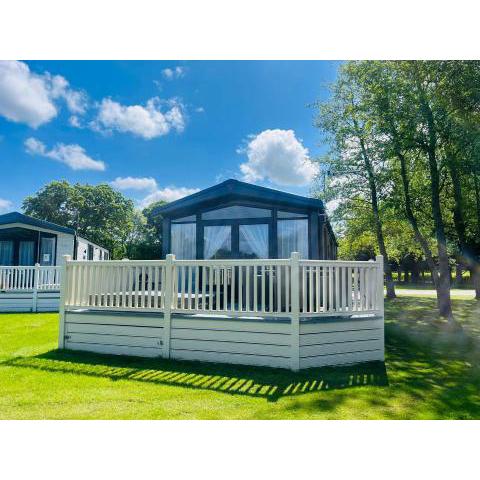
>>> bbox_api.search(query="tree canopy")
[314,60,480,319]
[22,181,164,259]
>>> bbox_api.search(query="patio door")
[40,237,55,266]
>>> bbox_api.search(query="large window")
[0,240,14,265]
[239,224,268,259]
[171,223,196,259]
[19,241,35,265]
[202,205,271,220]
[204,225,231,259]
[278,218,308,258]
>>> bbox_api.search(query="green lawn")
[1,295,479,419]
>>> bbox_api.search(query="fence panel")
[0,265,61,291]
[62,255,383,318]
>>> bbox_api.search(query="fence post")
[58,255,71,349]
[162,254,175,359]
[290,252,300,371]
[32,263,40,313]
[376,255,385,361]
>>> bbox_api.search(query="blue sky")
[0,60,340,212]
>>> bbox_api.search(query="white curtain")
[239,224,268,258]
[171,223,196,259]
[278,219,308,258]
[0,240,14,265]
[204,226,231,259]
[19,241,35,265]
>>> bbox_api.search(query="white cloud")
[25,137,105,171]
[195,106,205,113]
[68,115,82,128]
[0,61,87,128]
[0,198,13,213]
[161,66,186,80]
[239,129,319,186]
[94,97,185,139]
[111,176,157,191]
[139,186,199,208]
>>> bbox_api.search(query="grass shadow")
[3,349,388,402]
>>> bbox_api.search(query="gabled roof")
[0,211,76,235]
[154,179,325,217]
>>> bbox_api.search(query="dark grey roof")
[0,212,76,235]
[154,179,325,217]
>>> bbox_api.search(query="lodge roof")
[154,179,325,217]
[0,211,76,235]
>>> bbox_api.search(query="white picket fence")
[0,265,61,291]
[0,265,62,313]
[62,253,384,317]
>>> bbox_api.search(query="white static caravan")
[0,211,109,312]
[76,236,109,261]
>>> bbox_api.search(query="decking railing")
[58,254,385,370]
[62,253,384,318]
[0,265,61,291]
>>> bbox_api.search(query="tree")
[315,63,397,298]
[23,181,136,259]
[125,211,162,260]
[316,60,480,320]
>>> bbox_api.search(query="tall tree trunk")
[420,94,453,320]
[396,147,439,281]
[357,132,396,299]
[474,169,480,238]
[473,171,480,300]
[473,265,480,300]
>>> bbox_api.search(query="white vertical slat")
[246,265,250,312]
[361,266,366,311]
[202,266,207,311]
[347,266,352,312]
[301,266,307,313]
[261,265,265,313]
[335,265,340,313]
[195,266,200,311]
[239,265,243,312]
[353,267,359,311]
[208,266,213,311]
[215,266,220,311]
[153,265,159,309]
[253,265,258,312]
[277,264,282,313]
[328,266,334,312]
[285,264,290,313]
[309,266,314,314]
[188,265,193,310]
[269,265,273,313]
[230,265,236,312]
[290,252,300,371]
[223,266,228,311]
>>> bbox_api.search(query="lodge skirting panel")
[0,291,60,313]
[61,310,384,371]
[299,316,384,369]
[170,315,292,369]
[64,311,164,358]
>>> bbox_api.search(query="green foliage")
[315,61,480,275]
[23,181,136,258]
